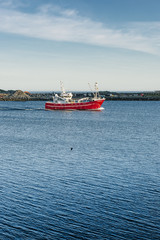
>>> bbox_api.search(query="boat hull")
[45,99,105,111]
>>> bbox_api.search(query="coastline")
[0,89,160,101]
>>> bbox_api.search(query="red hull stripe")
[45,99,105,110]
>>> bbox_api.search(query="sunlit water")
[0,101,160,240]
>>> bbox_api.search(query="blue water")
[0,101,160,240]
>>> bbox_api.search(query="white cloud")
[0,1,159,55]
[0,0,26,9]
[0,0,14,7]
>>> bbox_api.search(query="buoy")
[71,148,73,150]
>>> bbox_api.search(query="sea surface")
[0,101,160,240]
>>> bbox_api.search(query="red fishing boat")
[45,82,105,111]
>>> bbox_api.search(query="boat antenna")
[60,81,65,93]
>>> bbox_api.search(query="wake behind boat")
[45,82,105,111]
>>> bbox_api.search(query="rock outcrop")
[12,90,31,100]
[0,90,31,101]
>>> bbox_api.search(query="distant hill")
[0,89,160,101]
[0,89,16,94]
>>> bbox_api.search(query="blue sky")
[0,0,160,91]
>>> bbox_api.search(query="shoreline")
[0,89,160,101]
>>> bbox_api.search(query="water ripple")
[0,101,160,239]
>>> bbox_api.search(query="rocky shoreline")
[0,89,160,101]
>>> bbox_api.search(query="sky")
[0,0,160,91]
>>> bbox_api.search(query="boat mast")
[94,82,99,99]
[60,81,65,94]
